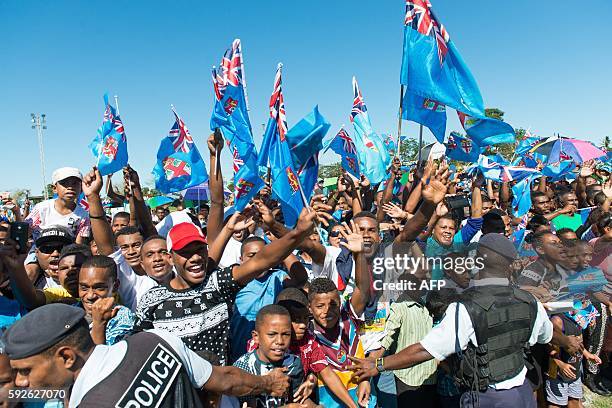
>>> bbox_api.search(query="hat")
[2,304,86,359]
[51,167,83,184]
[167,222,207,251]
[478,233,518,260]
[35,225,75,247]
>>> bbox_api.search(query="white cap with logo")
[51,167,83,184]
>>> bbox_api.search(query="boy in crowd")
[546,310,602,407]
[233,305,316,408]
[25,167,90,244]
[230,235,309,361]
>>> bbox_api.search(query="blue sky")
[1,1,610,194]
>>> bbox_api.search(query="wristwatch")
[375,357,386,373]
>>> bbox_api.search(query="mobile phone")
[10,222,29,254]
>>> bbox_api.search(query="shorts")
[545,376,583,406]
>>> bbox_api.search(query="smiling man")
[134,208,318,366]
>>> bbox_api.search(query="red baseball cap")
[167,223,207,252]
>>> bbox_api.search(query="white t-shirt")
[156,209,196,238]
[69,329,213,408]
[25,199,90,241]
[219,237,244,269]
[110,249,157,311]
[420,279,553,390]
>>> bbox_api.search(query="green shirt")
[381,301,437,387]
[551,213,582,232]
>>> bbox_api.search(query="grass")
[584,388,612,408]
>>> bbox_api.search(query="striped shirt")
[381,300,437,387]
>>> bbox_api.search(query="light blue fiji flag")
[152,110,208,194]
[351,77,389,184]
[210,39,262,210]
[541,160,576,181]
[400,1,485,118]
[445,131,481,162]
[267,65,304,227]
[210,39,255,159]
[512,174,537,217]
[285,106,330,200]
[326,128,361,179]
[401,90,447,143]
[89,94,128,176]
[516,130,540,155]
[457,111,516,146]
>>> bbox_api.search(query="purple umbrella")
[548,138,605,163]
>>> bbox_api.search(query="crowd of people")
[0,133,610,408]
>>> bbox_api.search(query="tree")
[141,186,162,198]
[318,162,342,179]
[398,137,421,163]
[45,184,54,198]
[602,136,611,151]
[485,108,505,121]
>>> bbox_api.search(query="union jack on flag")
[168,111,194,153]
[405,0,450,65]
[231,145,244,173]
[350,78,367,121]
[337,128,357,155]
[103,105,126,140]
[269,64,288,142]
[212,39,243,101]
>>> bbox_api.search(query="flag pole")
[395,85,404,159]
[114,95,120,116]
[416,124,424,165]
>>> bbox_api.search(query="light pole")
[31,113,48,200]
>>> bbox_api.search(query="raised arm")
[470,175,483,219]
[231,208,317,286]
[254,198,328,265]
[207,131,225,244]
[395,162,450,243]
[82,167,115,256]
[1,242,46,309]
[341,220,370,316]
[376,158,400,222]
[124,166,157,238]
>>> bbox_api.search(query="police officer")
[2,303,289,407]
[349,234,569,407]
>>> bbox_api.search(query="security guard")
[3,304,289,407]
[350,234,555,407]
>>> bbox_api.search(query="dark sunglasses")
[329,230,341,238]
[38,244,64,254]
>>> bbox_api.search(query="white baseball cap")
[51,167,83,184]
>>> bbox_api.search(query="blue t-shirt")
[424,217,483,280]
[230,269,287,362]
[0,295,26,331]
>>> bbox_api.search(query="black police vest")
[453,285,538,392]
[78,332,203,408]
